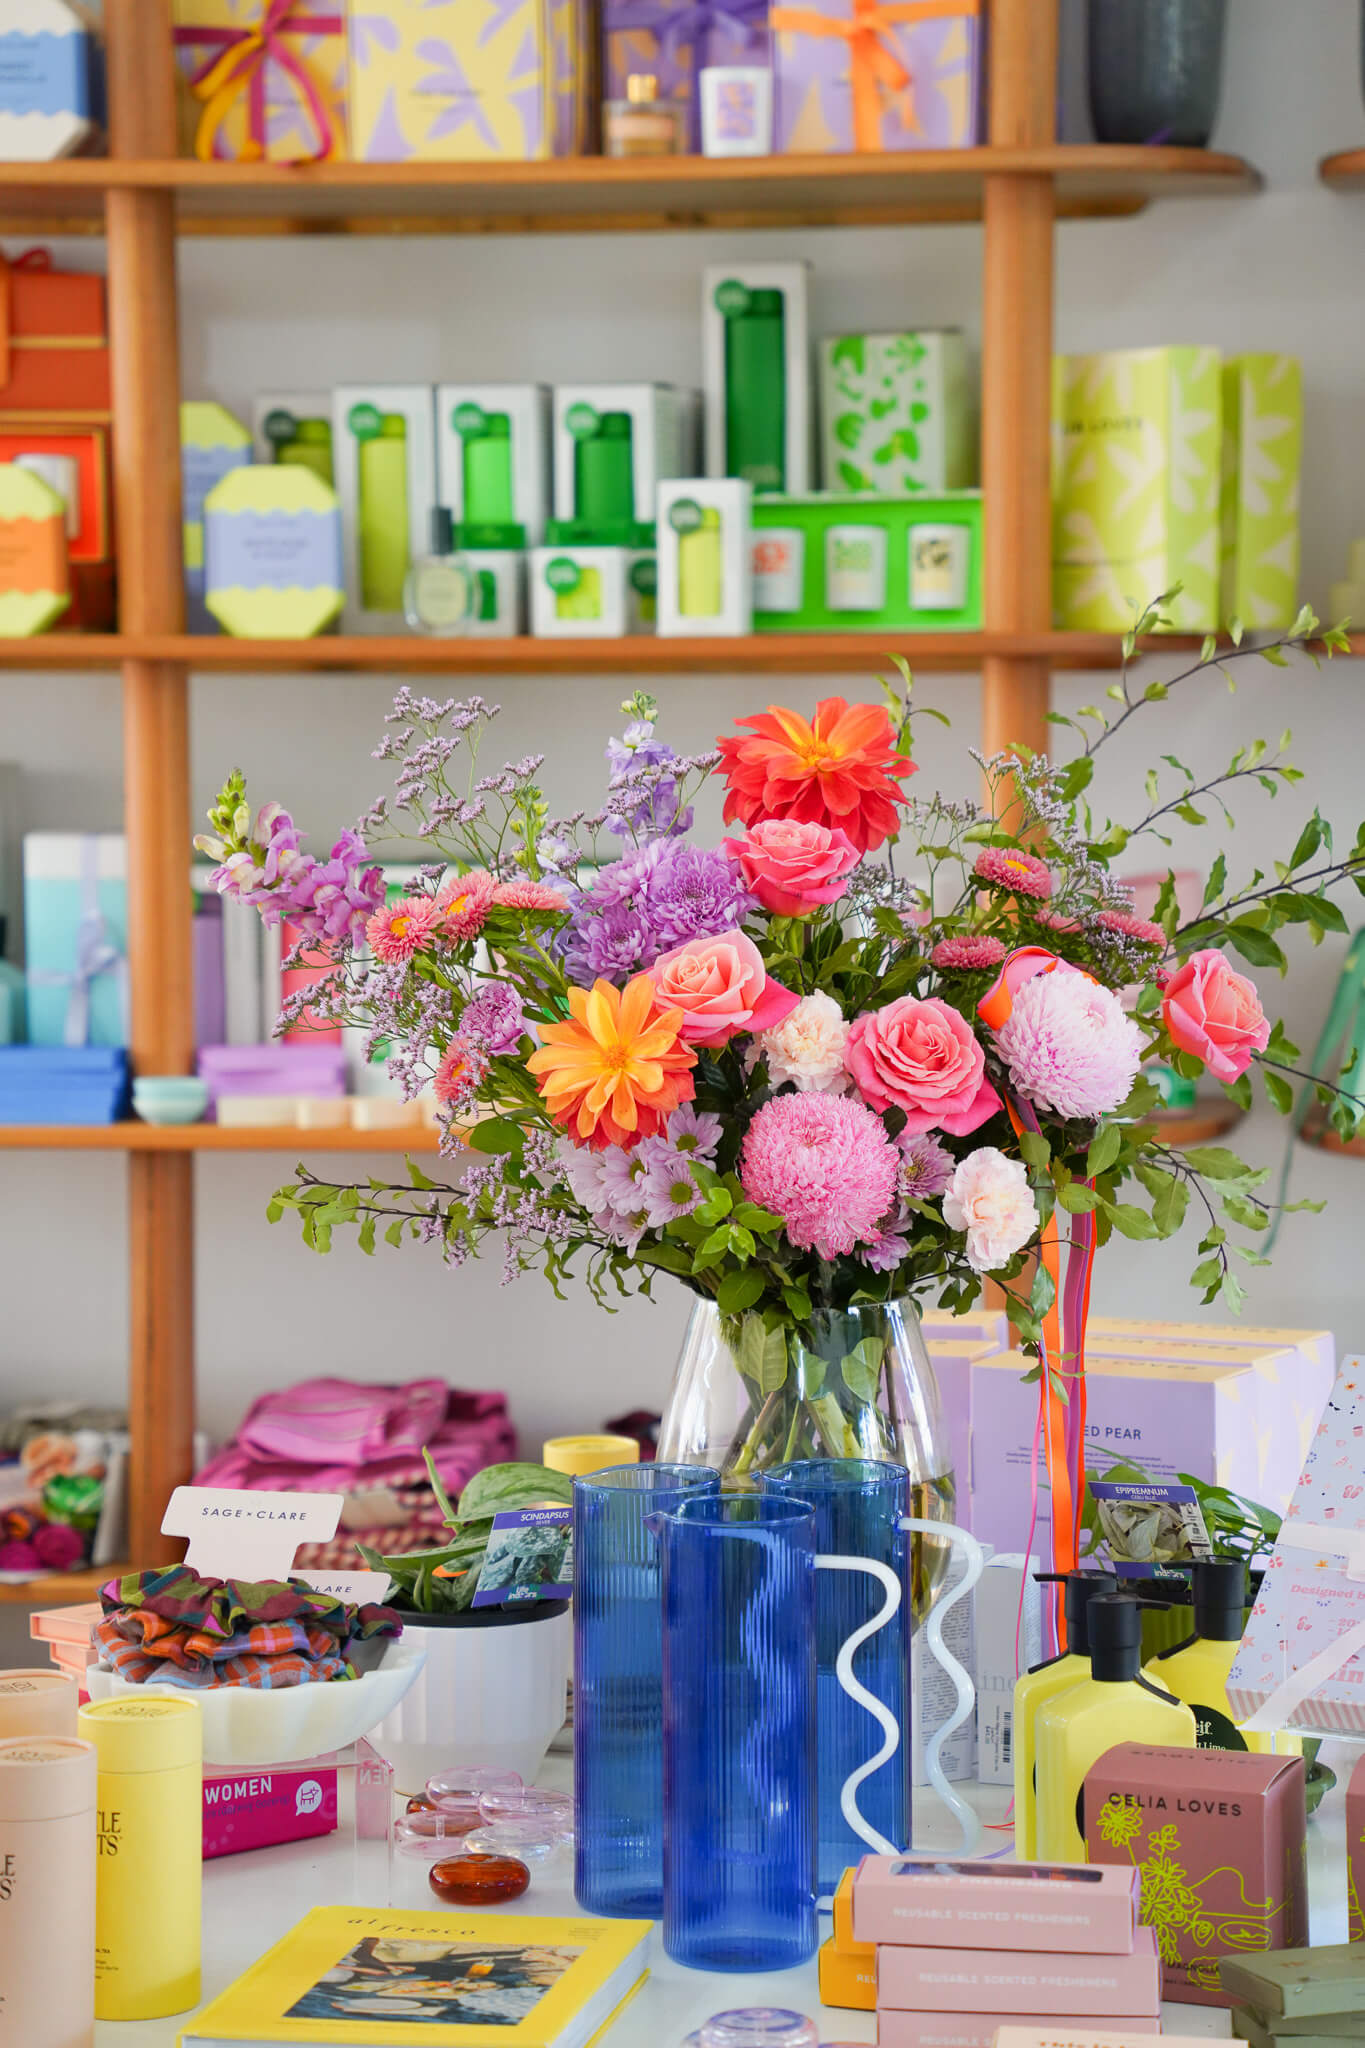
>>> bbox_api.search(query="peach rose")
[943,1147,1040,1274]
[650,930,799,1048]
[724,818,859,917]
[1162,948,1270,1083]
[845,994,1001,1136]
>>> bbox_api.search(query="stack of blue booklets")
[0,1047,130,1124]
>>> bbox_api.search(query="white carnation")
[750,991,850,1093]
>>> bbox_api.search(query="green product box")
[818,329,974,496]
[1052,346,1222,633]
[751,491,982,631]
[1220,352,1302,630]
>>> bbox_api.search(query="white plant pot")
[365,1604,571,1795]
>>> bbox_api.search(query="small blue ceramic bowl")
[133,1075,209,1126]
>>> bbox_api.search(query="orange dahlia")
[716,697,915,856]
[528,974,697,1151]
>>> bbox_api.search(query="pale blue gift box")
[23,831,129,1047]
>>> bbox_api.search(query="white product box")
[910,1540,991,1786]
[435,384,551,546]
[251,391,331,469]
[552,384,694,526]
[463,549,525,637]
[332,385,436,632]
[530,545,653,637]
[703,259,812,495]
[699,66,773,156]
[657,477,752,636]
[975,1552,1042,1784]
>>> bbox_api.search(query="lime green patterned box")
[1220,353,1302,630]
[1052,346,1222,633]
[818,330,974,496]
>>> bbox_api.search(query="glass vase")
[657,1294,955,1619]
[1087,0,1227,147]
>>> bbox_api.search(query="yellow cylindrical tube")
[678,507,723,617]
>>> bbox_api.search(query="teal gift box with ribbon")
[23,832,129,1048]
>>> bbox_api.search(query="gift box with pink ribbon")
[172,0,348,163]
[604,0,771,153]
[770,0,982,154]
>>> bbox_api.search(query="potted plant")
[360,1456,574,1794]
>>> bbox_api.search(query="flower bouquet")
[197,598,1365,1589]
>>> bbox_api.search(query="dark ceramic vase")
[1087,0,1228,147]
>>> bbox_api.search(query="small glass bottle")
[404,508,474,637]
[604,74,686,158]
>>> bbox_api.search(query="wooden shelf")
[0,630,1127,674]
[0,146,1261,237]
[1320,148,1365,190]
[1145,1100,1246,1147]
[0,1563,126,1605]
[0,1122,442,1151]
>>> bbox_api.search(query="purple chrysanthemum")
[461,981,525,1057]
[561,842,754,986]
[898,1130,955,1200]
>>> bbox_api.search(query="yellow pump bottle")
[1035,1593,1196,1861]
[1145,1557,1302,1757]
[1012,1570,1117,1858]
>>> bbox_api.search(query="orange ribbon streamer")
[769,0,979,151]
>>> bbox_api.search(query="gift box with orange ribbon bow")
[771,0,982,153]
[172,0,348,163]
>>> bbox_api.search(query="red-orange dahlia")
[716,698,915,856]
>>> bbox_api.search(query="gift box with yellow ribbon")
[172,0,348,163]
[771,0,982,153]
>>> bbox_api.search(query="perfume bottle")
[404,508,474,637]
[604,74,686,158]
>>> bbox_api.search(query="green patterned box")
[1052,346,1222,633]
[1220,353,1302,630]
[818,330,974,496]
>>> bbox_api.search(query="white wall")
[4,0,1365,1450]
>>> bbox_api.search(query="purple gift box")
[192,899,227,1050]
[197,1043,347,1120]
[604,0,771,150]
[771,0,982,155]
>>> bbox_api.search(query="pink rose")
[650,930,799,1048]
[724,819,859,917]
[1161,947,1270,1083]
[845,994,1002,1136]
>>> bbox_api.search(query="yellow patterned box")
[1220,353,1302,630]
[172,1,349,162]
[348,0,583,162]
[1052,347,1222,634]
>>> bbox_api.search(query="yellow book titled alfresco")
[177,1906,652,2048]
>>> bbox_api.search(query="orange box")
[0,426,111,560]
[833,1865,869,1954]
[820,1937,876,2012]
[0,250,110,417]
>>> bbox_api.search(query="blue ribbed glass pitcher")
[572,1462,718,1917]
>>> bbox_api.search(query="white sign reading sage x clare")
[162,1486,344,1581]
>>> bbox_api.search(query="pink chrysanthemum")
[994,968,1143,1121]
[1097,909,1165,950]
[740,1093,899,1259]
[437,868,496,943]
[493,878,571,914]
[974,848,1053,901]
[931,935,1008,972]
[366,895,441,965]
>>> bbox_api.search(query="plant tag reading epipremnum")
[162,1486,344,1581]
[472,1505,574,1607]
[1088,1479,1214,1577]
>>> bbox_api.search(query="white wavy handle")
[815,1552,904,1878]
[901,1516,985,1856]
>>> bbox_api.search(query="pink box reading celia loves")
[201,1761,338,1860]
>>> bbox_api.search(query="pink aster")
[434,1037,485,1110]
[931,935,1008,972]
[366,894,441,965]
[1033,908,1082,935]
[1097,909,1165,950]
[994,967,1143,1121]
[739,1093,899,1259]
[437,868,496,943]
[974,847,1053,901]
[493,878,571,914]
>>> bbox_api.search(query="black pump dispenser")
[1191,1557,1248,1642]
[1086,1593,1146,1682]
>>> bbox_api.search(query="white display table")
[105,1747,1353,2045]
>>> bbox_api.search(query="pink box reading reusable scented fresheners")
[876,1925,1162,2019]
[852,1857,1141,1954]
[201,1761,338,1860]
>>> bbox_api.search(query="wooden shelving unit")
[1319,148,1365,190]
[0,0,1261,1584]
[0,1562,127,1607]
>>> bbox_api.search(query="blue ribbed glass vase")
[762,1459,911,1896]
[572,1462,718,1917]
[656,1493,818,1972]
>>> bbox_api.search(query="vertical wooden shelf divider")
[981,0,1058,767]
[106,0,195,1565]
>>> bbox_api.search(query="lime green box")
[1052,347,1222,633]
[1220,353,1302,630]
[751,490,982,631]
[818,330,975,496]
